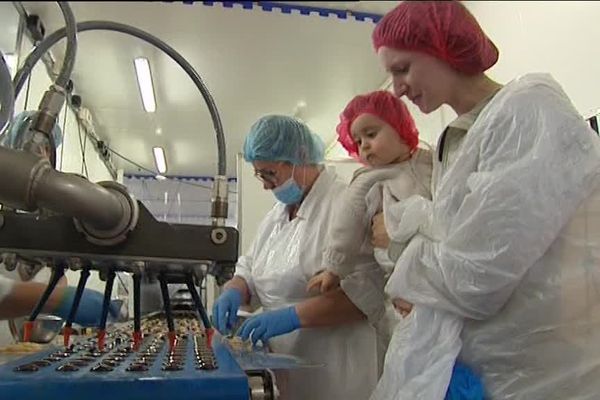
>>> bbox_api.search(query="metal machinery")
[0,2,276,399]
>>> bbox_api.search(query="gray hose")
[55,2,77,88]
[13,20,227,176]
[0,50,15,136]
[12,2,77,91]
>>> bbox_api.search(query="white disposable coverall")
[235,167,383,400]
[0,276,14,303]
[384,73,600,399]
[370,91,499,400]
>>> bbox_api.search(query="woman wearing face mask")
[212,115,383,400]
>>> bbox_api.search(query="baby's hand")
[392,298,413,318]
[371,212,390,249]
[306,271,341,294]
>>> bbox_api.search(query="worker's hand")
[392,298,413,318]
[446,361,484,400]
[212,288,243,335]
[371,212,391,249]
[57,275,68,287]
[238,306,301,346]
[52,286,120,327]
[306,271,341,294]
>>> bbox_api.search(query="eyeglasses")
[254,168,278,185]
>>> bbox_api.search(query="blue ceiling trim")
[124,173,238,182]
[163,1,383,23]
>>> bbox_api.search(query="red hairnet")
[372,1,498,75]
[336,90,419,159]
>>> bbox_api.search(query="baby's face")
[350,114,411,167]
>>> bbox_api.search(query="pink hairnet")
[336,90,419,159]
[372,1,499,75]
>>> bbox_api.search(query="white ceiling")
[20,1,400,177]
[0,3,20,54]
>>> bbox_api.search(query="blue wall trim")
[163,1,383,23]
[125,173,238,182]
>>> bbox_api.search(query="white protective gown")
[386,73,600,399]
[235,167,382,400]
[370,91,499,400]
[0,275,14,304]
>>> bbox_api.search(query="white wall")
[465,1,600,119]
[0,3,19,58]
[237,153,276,255]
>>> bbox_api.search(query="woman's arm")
[384,85,600,319]
[296,287,366,327]
[0,278,64,319]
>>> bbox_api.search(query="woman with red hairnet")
[370,1,600,399]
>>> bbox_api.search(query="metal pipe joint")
[211,175,229,226]
[0,145,138,245]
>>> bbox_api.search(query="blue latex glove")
[52,287,120,327]
[212,288,243,335]
[445,362,485,400]
[239,306,301,345]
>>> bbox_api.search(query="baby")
[307,90,432,299]
[307,91,483,400]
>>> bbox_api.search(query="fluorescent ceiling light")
[2,53,17,78]
[153,146,167,174]
[134,57,156,113]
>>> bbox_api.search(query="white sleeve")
[381,158,434,262]
[384,194,433,257]
[0,276,15,303]
[387,84,600,320]
[325,166,407,278]
[233,254,256,297]
[233,207,280,297]
[323,184,371,278]
[341,256,387,324]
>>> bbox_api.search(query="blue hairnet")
[243,115,325,165]
[0,110,63,149]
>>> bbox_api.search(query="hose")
[13,20,227,176]
[55,2,77,88]
[0,50,15,136]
